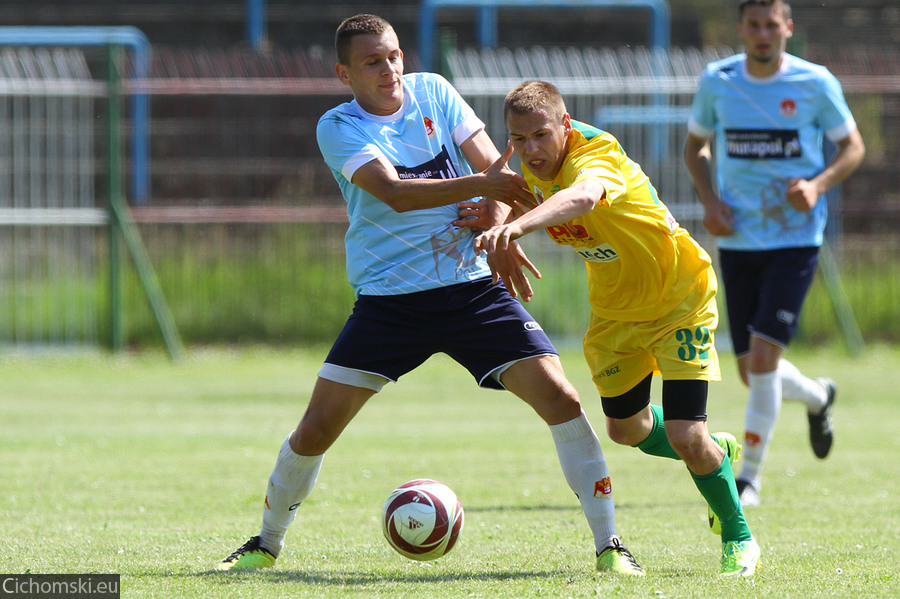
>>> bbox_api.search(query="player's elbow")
[384,197,422,213]
[366,182,418,213]
[842,130,867,170]
[351,164,422,212]
[684,134,710,161]
[854,137,867,165]
[575,180,605,212]
[574,194,601,214]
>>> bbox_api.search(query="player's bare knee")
[559,383,581,407]
[293,419,335,455]
[747,356,777,375]
[606,418,642,446]
[530,378,580,410]
[537,391,582,424]
[668,432,710,463]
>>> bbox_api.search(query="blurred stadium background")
[0,0,897,354]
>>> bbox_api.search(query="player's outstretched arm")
[350,131,534,214]
[476,178,604,254]
[475,178,603,300]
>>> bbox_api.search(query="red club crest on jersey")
[423,116,436,139]
[780,99,797,117]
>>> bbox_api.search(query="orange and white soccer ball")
[381,479,464,561]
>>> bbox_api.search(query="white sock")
[549,412,618,553]
[739,370,781,490]
[258,435,324,557]
[778,359,827,413]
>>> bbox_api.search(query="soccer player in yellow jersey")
[475,80,760,576]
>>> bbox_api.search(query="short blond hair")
[504,80,567,124]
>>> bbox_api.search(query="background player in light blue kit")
[218,13,644,576]
[683,0,865,508]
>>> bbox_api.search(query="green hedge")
[106,226,898,351]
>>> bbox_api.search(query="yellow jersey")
[523,121,712,322]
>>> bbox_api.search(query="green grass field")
[1,343,897,598]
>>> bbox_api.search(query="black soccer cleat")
[808,378,836,459]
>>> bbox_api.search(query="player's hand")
[786,178,819,212]
[484,240,541,302]
[474,222,523,254]
[453,200,493,230]
[702,198,734,236]
[482,142,537,215]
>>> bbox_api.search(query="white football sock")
[778,359,827,413]
[549,412,618,553]
[258,435,324,557]
[739,370,781,490]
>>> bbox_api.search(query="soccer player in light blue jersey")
[684,0,865,509]
[219,14,643,576]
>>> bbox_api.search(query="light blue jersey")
[688,53,857,250]
[317,72,490,296]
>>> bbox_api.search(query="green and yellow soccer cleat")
[217,536,277,571]
[708,432,742,535]
[720,537,760,577]
[596,538,644,576]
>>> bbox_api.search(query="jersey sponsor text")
[725,129,802,159]
[575,243,620,263]
[395,145,458,180]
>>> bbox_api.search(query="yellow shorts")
[583,267,721,398]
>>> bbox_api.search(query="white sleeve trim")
[341,144,383,182]
[451,115,486,147]
[826,118,857,143]
[687,115,714,140]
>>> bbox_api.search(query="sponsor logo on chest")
[724,129,802,159]
[574,243,619,263]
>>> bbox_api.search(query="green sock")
[636,404,680,460]
[691,455,753,542]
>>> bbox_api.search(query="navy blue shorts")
[719,247,819,356]
[323,278,558,390]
